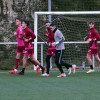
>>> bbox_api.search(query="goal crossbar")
[34,11,100,61]
[35,11,100,15]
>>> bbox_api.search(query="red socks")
[15,59,20,69]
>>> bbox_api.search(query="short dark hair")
[45,21,51,24]
[89,21,95,24]
[16,18,21,22]
[22,20,29,26]
[50,23,56,27]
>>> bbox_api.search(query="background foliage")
[0,0,100,69]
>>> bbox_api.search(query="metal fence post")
[41,43,43,66]
[92,55,95,69]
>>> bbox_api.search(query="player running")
[9,18,25,74]
[41,21,56,77]
[18,20,45,75]
[84,22,100,73]
[50,23,76,77]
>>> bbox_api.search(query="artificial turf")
[0,70,100,100]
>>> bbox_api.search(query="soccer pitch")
[0,70,100,100]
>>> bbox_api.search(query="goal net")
[34,11,100,69]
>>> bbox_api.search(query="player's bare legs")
[29,55,46,74]
[18,55,28,75]
[22,55,40,68]
[30,55,40,65]
[86,54,100,73]
[9,53,21,74]
[15,53,21,68]
[86,54,92,65]
[19,55,45,75]
[15,53,21,69]
[94,54,100,63]
[9,18,24,75]
[84,22,100,73]
[23,56,28,68]
[16,53,21,59]
[86,54,94,73]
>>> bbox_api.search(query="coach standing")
[50,23,76,77]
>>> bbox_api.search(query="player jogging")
[50,23,76,77]
[41,21,56,77]
[9,18,24,74]
[84,22,100,73]
[18,20,46,75]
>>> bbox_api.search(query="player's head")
[45,21,51,29]
[50,23,56,31]
[15,18,21,26]
[89,21,95,29]
[22,20,29,28]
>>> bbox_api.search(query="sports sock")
[90,65,93,69]
[22,68,25,73]
[39,65,44,70]
[61,60,72,69]
[46,55,51,74]
[15,59,20,69]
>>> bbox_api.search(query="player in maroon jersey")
[9,18,25,74]
[84,22,100,73]
[18,20,45,75]
[41,21,56,76]
[41,22,74,76]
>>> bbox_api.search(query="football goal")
[34,11,100,69]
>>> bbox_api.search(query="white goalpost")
[34,11,100,69]
[1,11,100,70]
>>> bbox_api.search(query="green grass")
[0,70,100,100]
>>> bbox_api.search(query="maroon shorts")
[17,46,25,54]
[87,48,98,55]
[24,49,34,56]
[47,48,56,57]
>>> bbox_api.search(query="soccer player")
[41,21,56,77]
[84,22,100,73]
[50,23,76,77]
[9,18,24,74]
[18,20,45,75]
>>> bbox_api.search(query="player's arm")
[44,33,49,37]
[44,32,54,40]
[52,31,64,46]
[14,32,17,36]
[24,29,36,42]
[44,29,53,39]
[84,34,92,42]
[92,29,100,41]
[28,29,36,41]
[84,36,88,41]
